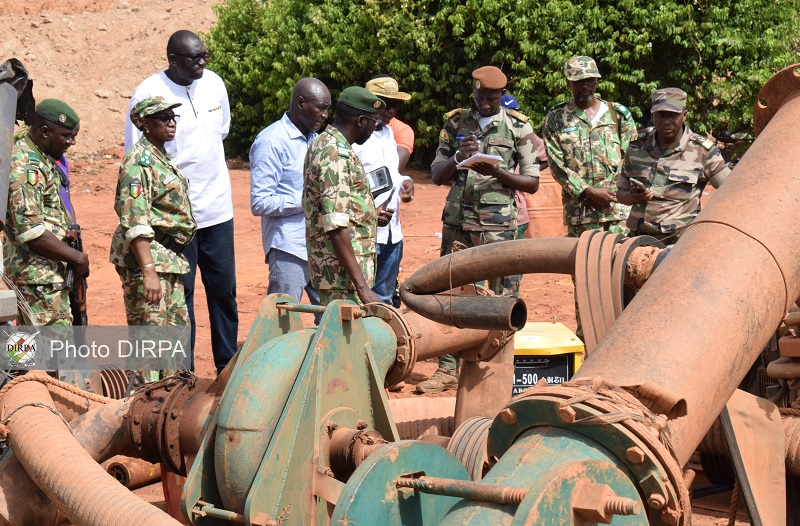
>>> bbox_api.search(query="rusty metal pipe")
[401,238,578,329]
[575,65,800,466]
[106,457,162,490]
[0,375,182,526]
[403,310,497,362]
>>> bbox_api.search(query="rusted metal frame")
[576,64,800,470]
[610,236,665,317]
[586,231,610,342]
[395,475,528,505]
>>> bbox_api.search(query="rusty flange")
[362,303,416,388]
[488,382,690,525]
[754,63,800,136]
[125,371,203,476]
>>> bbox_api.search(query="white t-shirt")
[352,125,410,245]
[125,70,233,229]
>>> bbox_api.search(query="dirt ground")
[1,0,747,524]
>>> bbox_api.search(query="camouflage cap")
[365,76,411,101]
[651,87,687,113]
[35,99,79,129]
[338,86,386,113]
[564,56,601,82]
[131,96,182,121]
[472,66,507,90]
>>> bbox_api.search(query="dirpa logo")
[6,330,40,367]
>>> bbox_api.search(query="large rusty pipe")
[403,309,498,362]
[575,65,800,466]
[0,375,182,526]
[401,238,578,330]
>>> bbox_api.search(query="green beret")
[338,86,385,114]
[35,99,79,130]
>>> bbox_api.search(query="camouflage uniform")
[4,136,74,326]
[431,106,539,296]
[617,125,730,241]
[303,125,377,304]
[109,137,196,326]
[543,99,637,237]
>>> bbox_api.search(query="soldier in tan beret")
[423,65,540,393]
[616,87,730,243]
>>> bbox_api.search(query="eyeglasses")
[361,114,381,124]
[172,52,210,64]
[148,114,180,125]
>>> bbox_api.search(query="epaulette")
[507,109,529,123]
[335,141,351,159]
[138,148,153,167]
[26,151,41,166]
[690,133,715,151]
[612,101,632,120]
[444,108,462,120]
[548,100,570,112]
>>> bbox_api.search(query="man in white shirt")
[352,76,414,306]
[125,30,238,373]
[250,78,331,318]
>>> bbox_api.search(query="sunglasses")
[173,52,210,64]
[361,114,381,124]
[148,114,180,125]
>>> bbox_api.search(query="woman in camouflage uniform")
[109,96,197,326]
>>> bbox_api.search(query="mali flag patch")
[26,170,39,185]
[130,179,142,198]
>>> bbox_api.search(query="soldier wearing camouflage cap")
[616,87,730,243]
[543,55,636,236]
[543,56,637,342]
[424,66,540,393]
[4,99,88,325]
[303,87,385,306]
[110,96,197,327]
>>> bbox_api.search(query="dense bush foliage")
[206,0,800,164]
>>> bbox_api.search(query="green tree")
[206,0,800,163]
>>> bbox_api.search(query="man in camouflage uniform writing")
[5,99,89,326]
[422,65,539,393]
[616,88,730,243]
[543,56,637,236]
[303,87,385,305]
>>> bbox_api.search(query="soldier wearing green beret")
[110,96,197,326]
[303,86,385,305]
[616,88,730,243]
[4,99,89,326]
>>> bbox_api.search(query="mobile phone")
[629,178,647,191]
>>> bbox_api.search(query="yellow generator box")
[512,322,585,395]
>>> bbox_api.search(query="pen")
[456,132,486,141]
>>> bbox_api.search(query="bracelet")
[454,151,463,163]
[140,263,155,269]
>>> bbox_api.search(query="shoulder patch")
[26,169,40,186]
[548,100,570,112]
[130,179,142,198]
[439,129,450,143]
[612,102,632,119]
[691,134,715,150]
[507,109,529,123]
[444,108,462,120]
[27,151,41,165]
